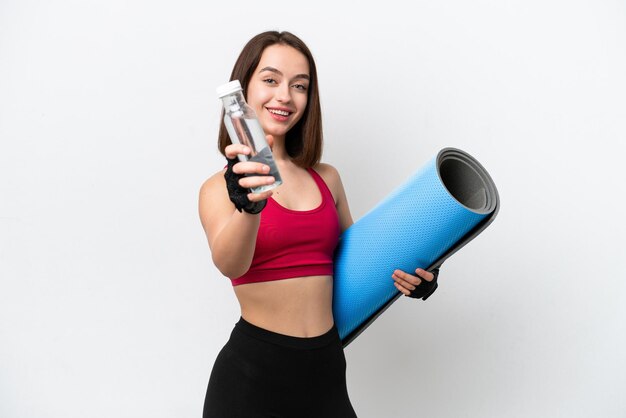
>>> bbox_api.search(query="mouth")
[266,107,293,121]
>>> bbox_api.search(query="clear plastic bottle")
[217,80,282,193]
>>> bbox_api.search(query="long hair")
[217,31,323,168]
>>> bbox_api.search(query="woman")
[199,30,437,418]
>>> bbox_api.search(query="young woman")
[199,30,437,418]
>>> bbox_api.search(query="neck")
[270,135,290,162]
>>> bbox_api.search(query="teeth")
[269,109,290,116]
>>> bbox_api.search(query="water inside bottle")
[248,147,282,193]
[224,116,282,192]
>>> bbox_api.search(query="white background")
[1,0,625,417]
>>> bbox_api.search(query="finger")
[225,144,251,159]
[247,190,273,203]
[393,277,415,293]
[393,281,411,296]
[414,268,435,282]
[392,269,422,287]
[238,176,275,189]
[232,161,271,175]
[266,135,274,150]
[391,272,417,291]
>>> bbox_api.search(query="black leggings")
[203,317,358,418]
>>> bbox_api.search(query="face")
[246,44,310,141]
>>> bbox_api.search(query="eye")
[262,78,277,85]
[292,83,308,91]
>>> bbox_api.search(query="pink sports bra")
[231,168,341,286]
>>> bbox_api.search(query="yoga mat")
[333,147,500,347]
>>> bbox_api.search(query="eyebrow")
[258,66,310,81]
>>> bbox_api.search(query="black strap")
[224,157,267,215]
[407,268,439,300]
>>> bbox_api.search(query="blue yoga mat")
[333,148,500,347]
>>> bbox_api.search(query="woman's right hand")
[224,135,276,203]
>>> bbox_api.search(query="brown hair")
[217,31,323,168]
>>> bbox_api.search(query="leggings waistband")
[234,317,339,350]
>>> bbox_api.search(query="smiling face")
[246,44,310,142]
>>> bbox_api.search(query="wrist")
[224,157,267,215]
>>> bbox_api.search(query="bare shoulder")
[312,162,342,189]
[199,169,227,198]
[198,169,232,233]
[313,162,353,229]
[312,162,347,204]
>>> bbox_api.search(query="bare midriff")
[233,275,334,338]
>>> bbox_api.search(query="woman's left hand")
[392,268,438,298]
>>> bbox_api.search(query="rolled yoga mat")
[333,147,500,347]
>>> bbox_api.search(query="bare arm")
[199,142,275,278]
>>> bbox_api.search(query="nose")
[275,83,291,103]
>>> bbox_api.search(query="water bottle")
[217,80,282,193]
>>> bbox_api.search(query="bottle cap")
[216,80,243,98]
